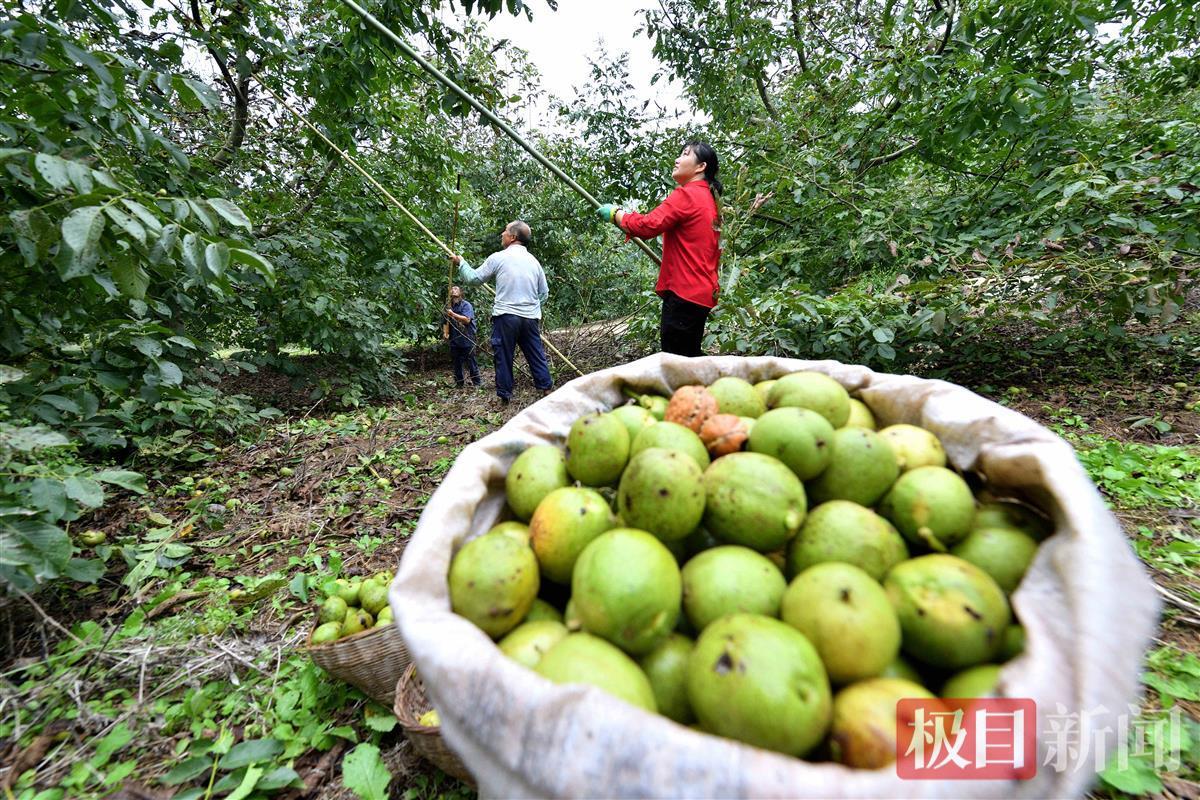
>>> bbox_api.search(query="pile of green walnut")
[310,571,396,644]
[448,373,1048,768]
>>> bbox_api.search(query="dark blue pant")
[490,314,552,400]
[450,345,481,387]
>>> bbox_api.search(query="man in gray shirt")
[452,220,552,405]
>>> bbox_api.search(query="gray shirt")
[458,244,549,319]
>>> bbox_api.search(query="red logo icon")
[896,698,1038,780]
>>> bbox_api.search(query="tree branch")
[858,140,921,174]
[209,75,250,171]
[856,1,954,163]
[752,65,778,117]
[257,157,340,237]
[187,0,250,172]
[788,0,808,72]
[935,0,955,56]
[0,57,61,75]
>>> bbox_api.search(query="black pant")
[660,291,711,357]
[450,344,481,387]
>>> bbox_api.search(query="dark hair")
[684,140,722,197]
[507,220,532,245]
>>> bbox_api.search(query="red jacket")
[619,180,720,308]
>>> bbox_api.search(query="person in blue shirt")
[452,220,553,405]
[443,285,482,389]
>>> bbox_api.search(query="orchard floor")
[1,346,1197,799]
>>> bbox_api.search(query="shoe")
[497,396,511,406]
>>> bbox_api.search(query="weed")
[1070,437,1200,510]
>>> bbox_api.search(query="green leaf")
[66,161,95,194]
[1143,669,1200,702]
[162,755,213,785]
[181,233,204,273]
[64,477,105,508]
[29,478,67,517]
[221,738,284,770]
[34,153,72,191]
[363,708,398,733]
[105,206,147,246]
[229,248,275,281]
[180,78,221,111]
[64,557,105,583]
[13,234,37,267]
[256,766,302,791]
[288,571,309,602]
[188,200,217,234]
[2,521,70,573]
[9,208,57,266]
[93,169,121,191]
[157,136,190,170]
[156,360,183,386]
[150,223,179,265]
[160,542,193,560]
[329,725,358,741]
[6,426,70,451]
[120,199,163,233]
[204,242,230,278]
[207,198,252,229]
[224,765,264,800]
[61,206,106,269]
[39,394,79,413]
[342,743,391,800]
[91,724,134,767]
[95,469,148,493]
[63,41,113,84]
[211,728,235,756]
[131,336,163,358]
[111,258,151,300]
[1099,754,1163,795]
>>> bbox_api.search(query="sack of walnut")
[389,353,1158,799]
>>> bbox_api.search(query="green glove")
[596,203,620,223]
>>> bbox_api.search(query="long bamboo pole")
[338,0,664,268]
[444,173,460,340]
[255,78,585,379]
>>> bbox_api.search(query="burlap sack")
[390,355,1160,798]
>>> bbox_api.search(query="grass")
[0,379,507,800]
[1034,411,1200,796]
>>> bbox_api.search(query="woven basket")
[306,621,410,706]
[394,663,475,784]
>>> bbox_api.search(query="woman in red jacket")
[597,141,722,357]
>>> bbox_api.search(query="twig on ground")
[278,609,308,636]
[0,721,68,792]
[1155,583,1200,619]
[12,588,86,648]
[296,740,346,798]
[146,591,206,620]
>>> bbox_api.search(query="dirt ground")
[2,342,1197,798]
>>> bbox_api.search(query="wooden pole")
[338,0,664,269]
[255,78,585,378]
